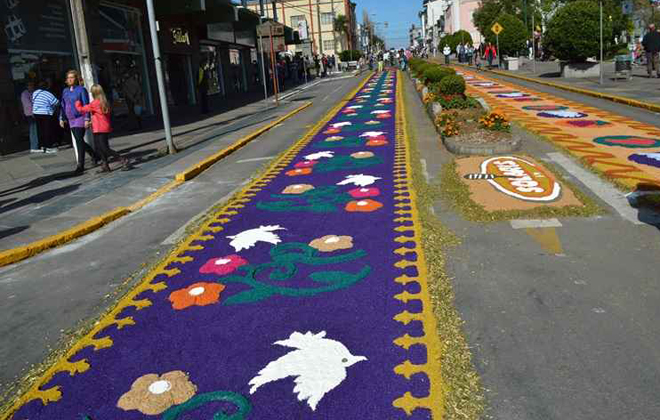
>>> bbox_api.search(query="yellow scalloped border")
[1,73,374,420]
[391,71,446,418]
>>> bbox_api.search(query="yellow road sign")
[491,22,503,35]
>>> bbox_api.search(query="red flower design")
[200,254,248,275]
[323,128,341,134]
[376,113,392,119]
[348,187,380,198]
[294,160,318,168]
[286,168,313,176]
[366,139,389,146]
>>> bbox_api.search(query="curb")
[454,63,660,113]
[0,102,312,268]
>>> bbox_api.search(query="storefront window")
[200,45,222,96]
[98,2,152,116]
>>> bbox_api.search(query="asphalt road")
[405,75,660,420]
[0,74,364,393]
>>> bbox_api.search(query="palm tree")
[333,14,349,53]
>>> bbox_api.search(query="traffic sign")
[491,22,503,35]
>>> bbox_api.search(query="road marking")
[236,156,276,164]
[524,227,564,255]
[510,218,562,229]
[277,80,323,101]
[420,159,430,182]
[546,152,643,225]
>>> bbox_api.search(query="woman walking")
[75,85,131,173]
[484,42,497,68]
[60,70,100,174]
[31,80,60,154]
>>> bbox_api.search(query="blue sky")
[355,0,419,48]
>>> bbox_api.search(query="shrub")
[439,75,466,95]
[437,94,480,110]
[339,50,362,62]
[545,1,613,62]
[417,63,436,81]
[424,66,456,84]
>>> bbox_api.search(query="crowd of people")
[20,70,131,175]
[440,42,499,68]
[257,53,340,95]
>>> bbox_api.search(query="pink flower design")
[200,254,248,275]
[294,160,318,168]
[348,187,380,198]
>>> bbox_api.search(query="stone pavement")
[0,76,336,252]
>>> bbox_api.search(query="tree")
[333,14,349,52]
[545,0,613,61]
[483,13,528,56]
[442,30,474,52]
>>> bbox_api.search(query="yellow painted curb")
[0,102,312,268]
[175,101,312,181]
[454,62,660,113]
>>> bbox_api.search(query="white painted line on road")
[236,156,276,164]
[420,159,430,182]
[277,80,323,101]
[510,218,563,229]
[546,152,643,225]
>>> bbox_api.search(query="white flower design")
[370,110,391,114]
[332,122,352,128]
[227,225,286,252]
[304,151,334,160]
[347,105,363,109]
[498,92,525,97]
[336,174,381,187]
[359,131,385,138]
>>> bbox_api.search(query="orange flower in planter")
[168,282,225,310]
[286,168,313,176]
[366,139,389,146]
[345,199,383,212]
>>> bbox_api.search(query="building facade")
[443,0,480,45]
[246,0,357,57]
[0,0,263,154]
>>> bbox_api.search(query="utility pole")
[308,0,317,54]
[145,0,176,154]
[257,3,268,101]
[600,0,604,84]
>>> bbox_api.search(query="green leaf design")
[161,391,251,420]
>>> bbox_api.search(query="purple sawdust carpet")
[5,71,443,420]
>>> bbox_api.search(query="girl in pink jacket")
[76,84,131,173]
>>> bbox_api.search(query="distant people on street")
[443,45,451,65]
[75,84,131,173]
[322,55,329,77]
[467,45,475,65]
[20,80,39,153]
[123,72,143,130]
[378,51,384,72]
[32,80,60,154]
[642,24,660,78]
[60,70,100,175]
[527,39,534,60]
[484,42,497,68]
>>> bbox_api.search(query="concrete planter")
[560,61,600,78]
[442,135,522,155]
[505,57,519,71]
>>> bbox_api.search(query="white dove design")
[359,131,385,138]
[248,331,367,411]
[304,151,334,160]
[226,225,285,252]
[337,174,381,187]
[332,122,352,128]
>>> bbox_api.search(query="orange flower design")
[345,199,383,212]
[323,128,341,134]
[366,139,389,146]
[168,282,225,310]
[286,168,313,176]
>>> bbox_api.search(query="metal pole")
[600,0,604,84]
[258,16,268,100]
[532,12,536,74]
[269,26,280,105]
[496,33,500,68]
[145,0,176,154]
[308,0,317,55]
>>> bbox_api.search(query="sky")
[355,0,419,49]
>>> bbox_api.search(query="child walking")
[75,84,131,173]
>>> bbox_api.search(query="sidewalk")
[0,74,346,255]
[484,58,660,105]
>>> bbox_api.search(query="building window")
[321,12,334,25]
[323,40,335,51]
[291,15,306,27]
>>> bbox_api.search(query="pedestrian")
[467,44,475,65]
[123,72,143,129]
[642,24,660,78]
[322,55,329,77]
[75,84,131,173]
[443,45,451,65]
[484,42,497,68]
[378,51,384,72]
[456,43,462,63]
[20,80,40,153]
[60,70,100,174]
[32,80,59,154]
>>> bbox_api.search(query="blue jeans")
[28,117,38,150]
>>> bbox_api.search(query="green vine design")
[313,155,384,173]
[313,137,365,149]
[219,242,370,305]
[161,391,251,420]
[256,186,353,213]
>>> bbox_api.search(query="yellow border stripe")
[0,73,373,420]
[391,71,446,418]
[0,102,312,268]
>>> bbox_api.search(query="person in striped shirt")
[32,81,60,154]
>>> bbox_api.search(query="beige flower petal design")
[351,151,375,159]
[282,184,315,194]
[117,370,197,415]
[309,235,354,252]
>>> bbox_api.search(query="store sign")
[298,20,309,40]
[0,0,73,53]
[480,156,561,202]
[260,36,286,53]
[257,22,285,37]
[171,28,190,45]
[208,22,235,43]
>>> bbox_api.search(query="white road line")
[277,80,323,101]
[236,156,276,164]
[546,152,643,225]
[510,218,563,229]
[420,159,430,182]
